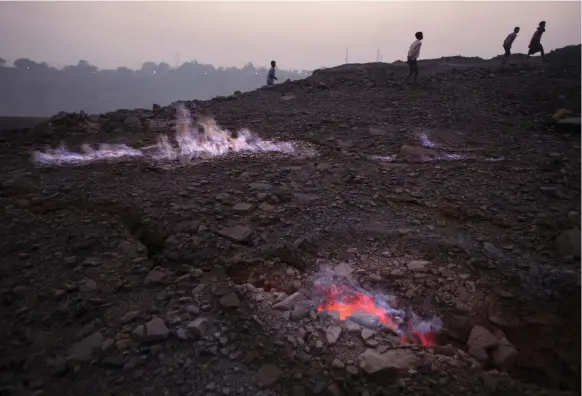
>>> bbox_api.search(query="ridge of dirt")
[0,46,580,396]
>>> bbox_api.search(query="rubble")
[0,47,580,396]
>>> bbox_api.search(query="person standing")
[527,21,546,62]
[404,32,423,84]
[267,60,278,86]
[501,26,520,66]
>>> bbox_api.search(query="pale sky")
[0,1,580,70]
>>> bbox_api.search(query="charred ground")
[0,46,580,396]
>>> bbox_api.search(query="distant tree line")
[0,57,311,117]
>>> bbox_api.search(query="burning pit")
[313,271,442,346]
[32,105,299,166]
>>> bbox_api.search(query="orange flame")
[316,286,437,346]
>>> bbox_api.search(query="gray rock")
[144,318,169,342]
[333,262,354,277]
[219,292,241,309]
[232,203,254,213]
[253,363,283,388]
[187,317,210,338]
[69,331,104,362]
[325,326,342,344]
[358,348,418,376]
[176,328,189,341]
[466,325,498,362]
[273,292,307,311]
[348,312,381,329]
[407,260,429,272]
[218,225,252,242]
[144,269,167,286]
[291,300,314,320]
[249,182,271,191]
[492,339,518,370]
[361,328,376,340]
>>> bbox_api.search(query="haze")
[0,1,580,117]
[1,1,580,69]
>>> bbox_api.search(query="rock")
[253,363,283,388]
[552,108,573,122]
[187,318,210,338]
[232,203,253,213]
[218,225,252,242]
[273,292,307,311]
[556,117,581,133]
[333,262,354,277]
[407,260,429,272]
[69,331,104,362]
[121,311,140,324]
[358,348,417,377]
[399,145,438,160]
[361,328,376,340]
[281,94,295,101]
[258,202,275,212]
[443,315,472,341]
[467,325,499,362]
[175,328,189,340]
[492,339,518,370]
[124,115,142,128]
[348,312,380,329]
[555,228,581,258]
[369,127,387,136]
[346,320,362,332]
[249,182,271,191]
[291,300,314,320]
[144,317,169,342]
[331,359,345,369]
[219,292,241,309]
[144,269,167,286]
[132,325,145,340]
[325,326,342,344]
[327,383,342,396]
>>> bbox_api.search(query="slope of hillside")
[0,47,580,396]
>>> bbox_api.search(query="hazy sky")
[0,1,580,70]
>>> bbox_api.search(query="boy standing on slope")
[405,32,423,84]
[501,26,520,66]
[527,21,546,62]
[267,60,278,86]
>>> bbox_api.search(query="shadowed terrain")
[0,46,580,396]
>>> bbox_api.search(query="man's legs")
[405,59,418,83]
[540,45,545,62]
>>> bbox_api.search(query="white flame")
[33,105,296,166]
[419,132,437,148]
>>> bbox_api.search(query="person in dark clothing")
[527,21,546,61]
[404,31,423,84]
[500,26,520,67]
[267,60,277,86]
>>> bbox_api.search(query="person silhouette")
[500,26,520,66]
[527,21,546,62]
[404,31,423,84]
[267,60,278,86]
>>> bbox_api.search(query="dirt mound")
[0,46,580,396]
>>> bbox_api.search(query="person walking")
[500,26,520,66]
[404,32,423,84]
[527,21,546,62]
[267,60,278,86]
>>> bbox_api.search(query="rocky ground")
[0,46,580,396]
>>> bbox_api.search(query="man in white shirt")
[501,27,520,66]
[405,31,423,84]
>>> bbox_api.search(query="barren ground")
[0,47,580,396]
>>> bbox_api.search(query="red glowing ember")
[316,286,438,346]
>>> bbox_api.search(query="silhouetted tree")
[0,57,311,117]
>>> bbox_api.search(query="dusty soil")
[0,46,580,396]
